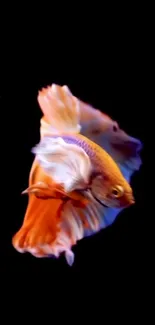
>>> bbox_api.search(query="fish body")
[33,132,134,209]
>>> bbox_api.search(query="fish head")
[90,169,135,209]
[104,123,143,171]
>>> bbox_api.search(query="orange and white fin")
[22,181,89,207]
[38,84,81,135]
[12,194,62,255]
[22,181,65,199]
[32,136,92,193]
[12,189,106,265]
[61,191,106,241]
[12,194,75,264]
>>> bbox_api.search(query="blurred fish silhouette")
[12,84,141,265]
[79,100,142,182]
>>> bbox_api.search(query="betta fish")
[39,85,142,227]
[12,84,135,265]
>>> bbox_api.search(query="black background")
[0,60,146,300]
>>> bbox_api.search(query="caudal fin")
[12,195,61,256]
[38,84,81,135]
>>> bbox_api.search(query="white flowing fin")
[38,84,81,135]
[59,191,108,247]
[32,137,92,193]
[65,250,75,266]
[60,190,123,245]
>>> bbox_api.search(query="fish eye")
[113,126,117,132]
[111,185,124,198]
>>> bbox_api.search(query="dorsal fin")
[38,84,81,136]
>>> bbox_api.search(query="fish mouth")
[111,138,143,172]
